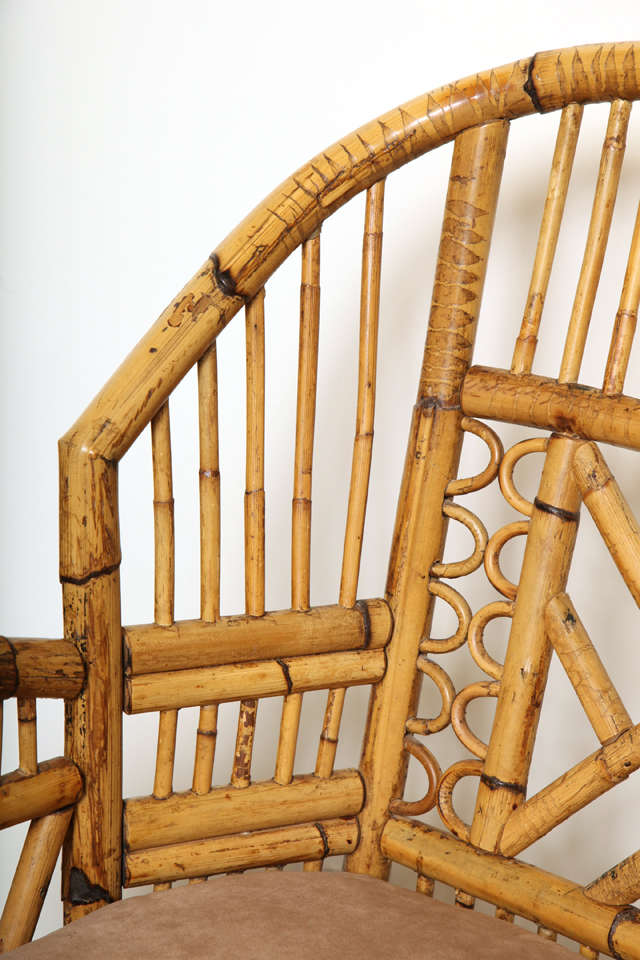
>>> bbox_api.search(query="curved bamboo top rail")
[59,42,640,579]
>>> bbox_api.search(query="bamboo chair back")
[3,42,640,958]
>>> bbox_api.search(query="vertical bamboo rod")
[231,290,266,789]
[470,436,582,853]
[603,200,640,395]
[150,401,176,893]
[313,183,386,799]
[192,343,221,801]
[17,698,37,775]
[277,234,321,798]
[416,874,435,896]
[340,179,385,605]
[558,100,631,383]
[348,120,509,878]
[511,104,583,374]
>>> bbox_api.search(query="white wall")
[2,0,640,942]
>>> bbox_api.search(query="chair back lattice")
[2,42,640,958]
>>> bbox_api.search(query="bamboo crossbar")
[0,638,84,700]
[500,722,640,857]
[125,647,386,714]
[382,819,640,958]
[0,757,82,829]
[124,599,391,675]
[124,769,363,850]
[462,365,640,450]
[124,817,360,886]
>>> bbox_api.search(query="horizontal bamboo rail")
[0,807,73,951]
[462,365,640,450]
[382,818,640,958]
[500,722,640,857]
[126,647,386,714]
[0,637,84,700]
[125,818,360,886]
[586,849,640,906]
[125,769,363,850]
[0,757,82,829]
[124,599,392,675]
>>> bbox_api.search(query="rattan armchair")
[2,42,640,958]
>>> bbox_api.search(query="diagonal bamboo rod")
[349,120,509,878]
[17,698,37,776]
[545,593,632,744]
[586,848,640,906]
[558,99,631,384]
[231,290,266,791]
[573,440,640,606]
[512,104,583,375]
[603,201,640,395]
[192,343,221,802]
[500,721,640,857]
[0,807,74,951]
[311,182,386,830]
[470,435,582,853]
[0,758,83,829]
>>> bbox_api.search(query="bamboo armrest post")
[59,440,122,923]
[348,119,509,878]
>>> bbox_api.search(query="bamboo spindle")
[150,403,176,892]
[192,344,221,802]
[231,291,266,790]
[17,698,37,775]
[579,948,599,959]
[512,104,583,374]
[348,120,509,878]
[276,235,321,796]
[470,435,582,853]
[558,99,631,384]
[603,201,640,395]
[545,593,632,743]
[313,182,386,801]
[0,807,74,952]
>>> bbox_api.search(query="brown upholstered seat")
[10,873,571,959]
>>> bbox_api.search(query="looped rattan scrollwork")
[421,581,471,654]
[451,680,501,759]
[431,502,488,579]
[484,521,529,599]
[446,418,504,497]
[499,437,548,516]
[437,759,484,842]
[467,600,514,680]
[407,656,456,735]
[389,735,442,817]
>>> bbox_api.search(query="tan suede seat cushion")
[11,871,573,958]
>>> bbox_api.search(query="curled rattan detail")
[484,521,529,599]
[499,437,549,516]
[421,581,471,654]
[446,418,504,497]
[451,681,501,759]
[389,735,442,817]
[407,657,456,736]
[467,601,514,680]
[431,502,488,579]
[437,759,484,842]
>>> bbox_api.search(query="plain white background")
[2,0,640,943]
